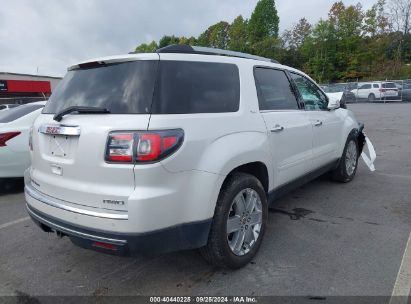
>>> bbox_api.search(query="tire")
[368,93,376,102]
[200,172,268,269]
[331,133,359,183]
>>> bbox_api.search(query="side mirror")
[326,94,341,110]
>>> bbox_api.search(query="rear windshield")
[43,61,158,114]
[382,83,397,88]
[0,104,43,123]
[43,60,240,115]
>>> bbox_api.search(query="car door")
[289,72,343,169]
[254,67,313,187]
[359,84,372,99]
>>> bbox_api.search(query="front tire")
[200,173,268,269]
[331,134,359,183]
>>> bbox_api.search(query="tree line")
[134,0,411,83]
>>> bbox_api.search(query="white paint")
[0,216,30,230]
[390,231,411,304]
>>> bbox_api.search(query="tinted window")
[382,83,397,89]
[360,84,372,89]
[254,68,298,110]
[0,105,6,110]
[373,84,380,88]
[43,61,158,114]
[0,104,43,123]
[290,73,328,111]
[152,61,240,114]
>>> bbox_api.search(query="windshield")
[43,60,158,114]
[0,103,44,123]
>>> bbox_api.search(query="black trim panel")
[268,159,339,205]
[27,203,212,256]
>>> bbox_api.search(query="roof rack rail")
[155,45,280,64]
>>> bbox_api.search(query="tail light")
[380,89,386,92]
[0,132,21,147]
[105,129,184,163]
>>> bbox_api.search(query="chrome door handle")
[314,120,323,127]
[271,125,284,133]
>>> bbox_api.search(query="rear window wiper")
[53,106,110,122]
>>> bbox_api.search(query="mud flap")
[360,134,376,172]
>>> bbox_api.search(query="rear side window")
[0,104,43,123]
[152,61,240,114]
[43,61,158,114]
[373,84,380,88]
[254,68,298,110]
[382,83,397,89]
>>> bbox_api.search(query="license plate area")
[47,134,75,158]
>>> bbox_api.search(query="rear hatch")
[30,54,159,212]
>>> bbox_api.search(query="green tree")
[158,35,180,48]
[198,21,230,48]
[364,0,390,36]
[134,40,158,53]
[228,15,248,52]
[302,20,337,82]
[247,0,280,45]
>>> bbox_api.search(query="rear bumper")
[26,202,212,255]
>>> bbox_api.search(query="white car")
[25,46,366,269]
[0,104,20,111]
[0,101,46,178]
[352,82,399,101]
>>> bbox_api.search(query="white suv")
[25,45,365,269]
[352,82,399,101]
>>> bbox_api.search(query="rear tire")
[368,93,376,102]
[331,133,359,183]
[200,173,268,269]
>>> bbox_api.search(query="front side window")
[290,73,328,111]
[254,68,299,111]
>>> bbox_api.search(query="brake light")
[106,133,134,162]
[105,129,184,163]
[0,132,21,147]
[380,89,386,92]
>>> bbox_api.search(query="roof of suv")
[68,45,282,71]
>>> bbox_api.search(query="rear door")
[30,56,158,212]
[289,72,343,169]
[254,67,313,187]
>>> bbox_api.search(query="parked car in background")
[0,101,46,179]
[401,83,411,102]
[0,104,20,111]
[352,82,399,101]
[321,84,356,105]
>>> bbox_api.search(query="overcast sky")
[0,0,375,77]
